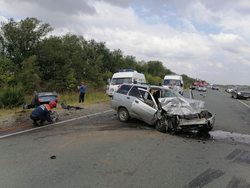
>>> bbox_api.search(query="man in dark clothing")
[78,82,86,103]
[153,90,160,105]
[30,101,57,126]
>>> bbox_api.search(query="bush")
[0,86,25,108]
[145,73,162,85]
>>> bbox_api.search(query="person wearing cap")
[30,101,57,126]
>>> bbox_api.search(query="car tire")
[118,107,129,122]
[155,119,167,133]
[198,127,211,135]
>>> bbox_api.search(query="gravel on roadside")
[0,101,112,132]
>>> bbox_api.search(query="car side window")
[129,86,147,97]
[117,85,132,95]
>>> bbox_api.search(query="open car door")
[131,89,158,125]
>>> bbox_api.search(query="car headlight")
[238,92,241,95]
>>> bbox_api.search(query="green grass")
[0,89,110,116]
[59,90,110,105]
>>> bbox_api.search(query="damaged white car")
[111,84,215,134]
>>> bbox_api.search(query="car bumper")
[238,95,250,99]
[178,114,215,131]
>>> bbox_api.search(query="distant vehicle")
[163,75,184,95]
[231,87,250,99]
[198,86,207,92]
[211,86,219,90]
[189,85,196,90]
[24,92,58,109]
[106,69,146,97]
[193,80,208,87]
[111,84,215,134]
[225,88,233,93]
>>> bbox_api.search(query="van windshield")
[163,79,181,86]
[111,78,132,85]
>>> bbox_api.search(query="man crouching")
[30,101,57,126]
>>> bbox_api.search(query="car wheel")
[118,107,129,122]
[155,119,167,133]
[198,127,210,135]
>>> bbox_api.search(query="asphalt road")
[0,89,250,188]
[191,89,250,134]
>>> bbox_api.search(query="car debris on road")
[61,102,84,110]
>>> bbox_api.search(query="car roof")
[121,83,171,90]
[121,83,160,88]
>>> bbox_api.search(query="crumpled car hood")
[158,97,205,115]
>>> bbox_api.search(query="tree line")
[0,17,195,94]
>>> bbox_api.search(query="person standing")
[78,82,86,103]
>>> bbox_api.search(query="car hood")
[158,97,205,116]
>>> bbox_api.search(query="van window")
[117,85,132,95]
[163,79,181,86]
[111,78,132,85]
[129,86,147,97]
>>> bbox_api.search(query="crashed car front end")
[176,111,215,132]
[157,97,215,133]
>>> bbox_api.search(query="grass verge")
[0,90,110,116]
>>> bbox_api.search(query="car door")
[131,90,158,125]
[127,85,148,118]
[111,84,133,110]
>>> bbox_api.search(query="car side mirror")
[181,83,183,87]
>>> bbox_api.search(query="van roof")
[164,75,183,80]
[112,71,145,79]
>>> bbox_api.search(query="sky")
[0,0,250,85]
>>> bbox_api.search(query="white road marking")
[0,109,113,139]
[237,99,250,108]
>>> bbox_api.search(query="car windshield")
[161,89,183,98]
[111,78,132,85]
[163,79,181,86]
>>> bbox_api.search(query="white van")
[106,69,146,97]
[163,75,184,95]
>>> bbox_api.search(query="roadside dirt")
[0,101,112,134]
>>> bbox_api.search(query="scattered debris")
[50,155,56,159]
[61,102,83,110]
